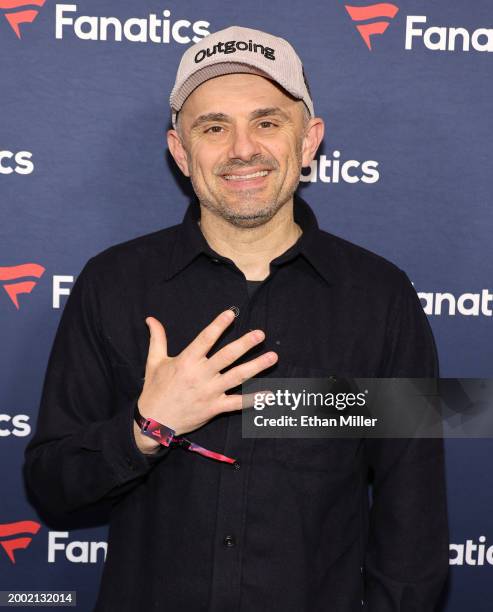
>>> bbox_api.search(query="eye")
[259,121,277,128]
[204,125,224,134]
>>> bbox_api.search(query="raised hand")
[134,308,278,453]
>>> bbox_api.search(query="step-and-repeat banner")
[1,1,492,610]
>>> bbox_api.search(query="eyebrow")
[250,107,290,121]
[190,107,290,131]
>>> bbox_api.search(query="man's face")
[169,73,312,228]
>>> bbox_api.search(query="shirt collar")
[162,193,336,286]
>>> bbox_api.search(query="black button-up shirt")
[24,194,449,611]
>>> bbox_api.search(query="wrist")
[133,420,161,454]
[134,401,176,449]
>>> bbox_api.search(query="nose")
[227,124,262,162]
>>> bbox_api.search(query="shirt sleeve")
[363,270,449,611]
[23,257,169,524]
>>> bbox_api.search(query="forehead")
[180,73,300,122]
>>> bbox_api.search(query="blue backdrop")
[1,1,492,609]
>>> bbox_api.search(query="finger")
[184,309,236,360]
[145,316,168,366]
[219,390,274,413]
[218,352,278,392]
[207,328,265,372]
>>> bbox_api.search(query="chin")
[225,214,272,229]
[197,187,292,228]
[219,201,280,227]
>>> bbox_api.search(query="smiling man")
[24,26,449,612]
[166,37,322,282]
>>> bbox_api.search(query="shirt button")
[223,535,236,548]
[228,306,240,317]
[211,258,219,263]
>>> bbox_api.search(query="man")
[24,26,449,611]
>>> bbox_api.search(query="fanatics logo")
[0,520,41,564]
[344,2,399,50]
[55,4,210,45]
[0,263,45,309]
[0,0,46,39]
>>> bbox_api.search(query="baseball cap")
[169,25,314,129]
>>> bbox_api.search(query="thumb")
[145,316,168,366]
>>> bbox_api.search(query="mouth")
[220,169,272,189]
[222,169,270,181]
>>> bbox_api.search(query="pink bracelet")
[134,403,239,467]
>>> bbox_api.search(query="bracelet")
[133,403,239,467]
[134,403,175,447]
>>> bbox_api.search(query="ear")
[167,129,190,177]
[301,118,325,168]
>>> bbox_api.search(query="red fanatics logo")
[0,0,46,39]
[345,2,399,50]
[0,520,41,564]
[0,263,45,309]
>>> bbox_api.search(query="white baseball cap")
[169,25,314,129]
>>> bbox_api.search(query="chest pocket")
[271,363,360,472]
[273,436,365,476]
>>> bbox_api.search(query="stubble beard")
[189,144,303,229]
[195,185,288,229]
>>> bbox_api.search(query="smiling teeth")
[224,170,269,180]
